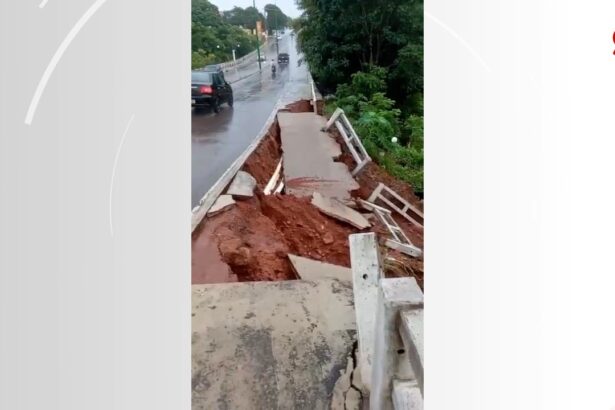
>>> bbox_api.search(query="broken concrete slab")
[321,133,342,159]
[331,352,355,410]
[192,280,356,410]
[226,170,256,197]
[311,192,370,230]
[288,254,351,281]
[278,112,359,201]
[206,195,236,216]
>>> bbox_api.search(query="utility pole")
[274,0,279,56]
[233,46,239,77]
[253,0,262,70]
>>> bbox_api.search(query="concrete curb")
[227,68,261,85]
[191,70,322,233]
[191,93,284,233]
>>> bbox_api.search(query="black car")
[191,67,233,113]
[277,53,289,65]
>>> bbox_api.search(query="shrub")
[327,67,424,193]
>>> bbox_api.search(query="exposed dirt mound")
[214,198,295,281]
[192,194,360,283]
[242,121,281,189]
[191,100,424,287]
[284,99,313,113]
[260,194,360,267]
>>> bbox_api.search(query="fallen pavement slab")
[226,170,256,198]
[206,195,236,216]
[278,112,358,201]
[312,192,370,230]
[288,254,351,281]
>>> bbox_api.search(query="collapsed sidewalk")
[191,92,424,409]
[192,102,424,285]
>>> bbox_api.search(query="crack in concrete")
[348,341,364,404]
[332,340,363,410]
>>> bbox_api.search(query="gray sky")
[210,0,302,18]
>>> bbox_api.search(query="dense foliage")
[192,0,260,69]
[297,0,424,193]
[326,67,423,191]
[264,4,291,33]
[222,6,264,30]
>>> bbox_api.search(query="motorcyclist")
[271,59,277,74]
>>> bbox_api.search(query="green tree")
[191,0,260,68]
[264,4,290,33]
[222,6,265,30]
[296,0,423,112]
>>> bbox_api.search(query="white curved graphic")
[25,0,108,125]
[39,0,49,8]
[109,114,135,237]
[426,11,491,72]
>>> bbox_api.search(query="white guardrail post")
[311,80,317,114]
[323,108,371,176]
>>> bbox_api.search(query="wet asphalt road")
[192,34,298,207]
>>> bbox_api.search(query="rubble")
[330,348,361,410]
[192,101,423,286]
[287,254,351,281]
[206,195,236,216]
[226,170,256,198]
[191,99,425,409]
[311,192,370,230]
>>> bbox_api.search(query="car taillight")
[199,85,212,94]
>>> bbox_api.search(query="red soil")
[242,121,282,189]
[192,194,360,284]
[191,99,424,287]
[214,198,294,282]
[260,194,359,267]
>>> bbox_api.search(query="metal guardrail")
[197,39,270,72]
[191,92,284,232]
[311,80,317,114]
[323,107,371,176]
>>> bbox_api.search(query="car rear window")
[192,72,213,84]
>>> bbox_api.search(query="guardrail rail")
[323,107,371,176]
